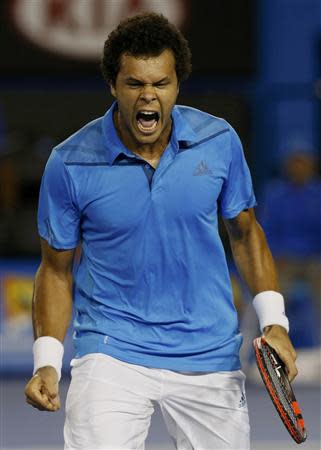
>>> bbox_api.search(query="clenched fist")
[25,366,61,412]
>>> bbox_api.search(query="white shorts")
[64,353,250,450]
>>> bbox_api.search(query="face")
[111,49,179,152]
[284,152,317,184]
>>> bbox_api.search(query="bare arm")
[224,208,298,381]
[25,238,75,412]
[223,208,279,295]
[33,238,74,341]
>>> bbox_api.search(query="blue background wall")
[253,0,320,186]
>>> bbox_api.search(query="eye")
[127,81,143,88]
[155,82,169,88]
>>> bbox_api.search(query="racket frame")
[253,337,307,444]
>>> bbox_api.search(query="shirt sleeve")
[219,127,257,219]
[38,149,80,249]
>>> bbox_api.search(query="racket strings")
[254,338,307,443]
[263,349,297,424]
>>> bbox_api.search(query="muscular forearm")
[32,263,73,342]
[229,218,280,296]
[225,210,297,381]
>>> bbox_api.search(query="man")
[25,13,297,450]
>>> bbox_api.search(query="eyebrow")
[125,76,170,84]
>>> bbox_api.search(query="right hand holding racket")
[263,324,298,382]
[25,366,61,412]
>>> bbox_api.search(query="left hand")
[263,324,298,382]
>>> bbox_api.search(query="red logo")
[12,0,188,60]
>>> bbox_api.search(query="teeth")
[137,110,159,123]
[137,120,158,132]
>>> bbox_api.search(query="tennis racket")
[253,336,307,444]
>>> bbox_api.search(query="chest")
[71,149,228,235]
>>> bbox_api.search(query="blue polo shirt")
[38,102,256,372]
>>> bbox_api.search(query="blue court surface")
[1,379,320,450]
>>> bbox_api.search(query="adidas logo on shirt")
[193,160,213,176]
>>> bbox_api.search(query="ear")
[110,83,116,98]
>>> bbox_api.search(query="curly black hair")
[101,13,192,85]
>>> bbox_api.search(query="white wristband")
[253,291,289,333]
[33,336,64,381]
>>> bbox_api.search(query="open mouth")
[136,110,160,133]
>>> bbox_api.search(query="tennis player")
[25,13,298,450]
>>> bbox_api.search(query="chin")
[134,131,161,145]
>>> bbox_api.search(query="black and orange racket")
[253,336,307,444]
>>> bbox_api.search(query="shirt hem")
[221,199,257,219]
[74,341,241,372]
[38,230,79,250]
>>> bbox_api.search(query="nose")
[140,84,156,103]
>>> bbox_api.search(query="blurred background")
[0,0,320,449]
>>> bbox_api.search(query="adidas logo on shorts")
[238,392,247,408]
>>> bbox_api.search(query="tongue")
[139,119,157,128]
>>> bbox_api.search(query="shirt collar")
[102,102,198,165]
[171,106,197,147]
[102,102,134,165]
